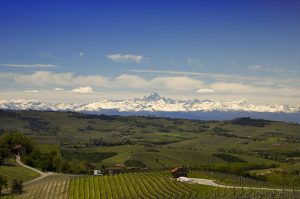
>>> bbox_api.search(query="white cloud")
[196,88,215,93]
[1,70,300,104]
[107,53,143,63]
[150,76,204,91]
[113,74,148,89]
[14,71,109,87]
[79,52,85,58]
[0,64,57,68]
[71,86,94,94]
[187,58,202,67]
[24,90,39,93]
[249,65,264,71]
[54,88,64,91]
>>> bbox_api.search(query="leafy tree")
[0,147,11,164]
[0,176,8,195]
[11,180,23,194]
[0,132,36,155]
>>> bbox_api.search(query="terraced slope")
[16,175,70,199]
[0,160,40,185]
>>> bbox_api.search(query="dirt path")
[184,177,300,192]
[15,155,54,185]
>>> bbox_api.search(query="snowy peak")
[0,93,299,114]
[141,92,162,101]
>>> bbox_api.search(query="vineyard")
[16,175,70,199]
[0,161,40,186]
[4,172,299,199]
[188,170,287,189]
[61,149,117,162]
[69,172,198,199]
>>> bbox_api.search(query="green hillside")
[1,110,299,170]
[1,110,300,198]
[0,159,39,182]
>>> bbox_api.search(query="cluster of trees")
[0,177,23,195]
[190,163,278,178]
[191,163,300,187]
[23,150,94,174]
[61,149,117,163]
[230,117,270,127]
[89,137,132,146]
[266,170,300,188]
[0,132,36,164]
[0,132,96,174]
[21,116,50,134]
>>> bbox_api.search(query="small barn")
[94,170,102,176]
[170,166,188,178]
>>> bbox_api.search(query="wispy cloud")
[129,69,235,79]
[24,90,39,93]
[71,86,94,94]
[54,87,64,91]
[249,65,288,73]
[79,52,85,58]
[107,53,143,63]
[0,64,57,68]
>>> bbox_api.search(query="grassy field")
[0,159,40,186]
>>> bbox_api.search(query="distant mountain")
[1,92,300,123]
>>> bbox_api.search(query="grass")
[0,159,40,186]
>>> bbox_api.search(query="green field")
[7,173,300,199]
[0,159,40,186]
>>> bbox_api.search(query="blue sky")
[0,0,299,104]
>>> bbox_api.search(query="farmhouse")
[170,166,188,178]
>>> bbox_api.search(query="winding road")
[15,155,54,185]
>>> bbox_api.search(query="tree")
[0,176,8,195]
[0,132,36,155]
[11,180,23,194]
[0,148,11,164]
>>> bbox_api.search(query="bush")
[11,180,23,194]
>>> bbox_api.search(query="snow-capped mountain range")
[1,92,300,123]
